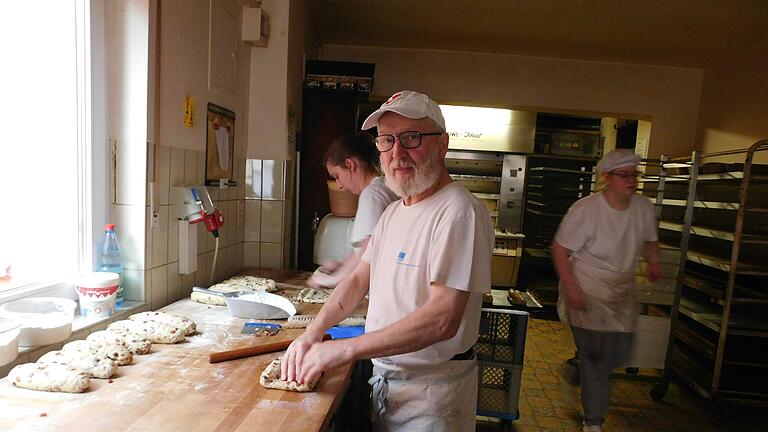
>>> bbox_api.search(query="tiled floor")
[477,317,763,432]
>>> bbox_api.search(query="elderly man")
[281,90,494,431]
[552,149,662,432]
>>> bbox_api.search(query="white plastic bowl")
[0,316,21,366]
[0,297,76,347]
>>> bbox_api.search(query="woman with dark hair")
[308,134,399,288]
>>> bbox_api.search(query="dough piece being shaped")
[107,320,185,344]
[192,276,277,305]
[8,363,90,393]
[259,358,316,392]
[296,287,333,304]
[38,350,117,379]
[129,311,197,336]
[87,330,152,355]
[63,339,133,365]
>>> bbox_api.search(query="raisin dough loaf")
[87,330,152,355]
[295,287,333,304]
[62,339,133,366]
[38,350,117,379]
[129,311,197,336]
[259,358,316,392]
[107,320,186,344]
[191,275,277,306]
[8,363,90,393]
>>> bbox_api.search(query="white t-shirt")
[350,176,399,249]
[362,181,494,366]
[555,192,658,332]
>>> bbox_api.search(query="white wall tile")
[115,138,147,205]
[181,273,195,297]
[245,159,262,198]
[236,199,245,242]
[196,149,205,185]
[166,261,182,303]
[168,215,180,263]
[150,265,168,310]
[151,205,169,267]
[260,242,282,268]
[284,160,295,199]
[261,200,283,243]
[244,200,261,242]
[244,242,260,267]
[184,149,198,186]
[157,144,171,205]
[196,252,212,286]
[115,204,147,269]
[122,268,146,302]
[170,146,185,188]
[262,160,284,199]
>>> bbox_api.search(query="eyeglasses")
[608,171,639,180]
[374,131,442,152]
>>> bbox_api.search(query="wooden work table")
[0,269,360,432]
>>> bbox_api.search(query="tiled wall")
[244,159,295,270]
[116,143,296,314]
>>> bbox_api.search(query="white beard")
[383,146,443,198]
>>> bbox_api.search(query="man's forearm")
[341,284,469,362]
[305,261,369,336]
[552,241,579,292]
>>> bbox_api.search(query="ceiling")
[308,0,768,68]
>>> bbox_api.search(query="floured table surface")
[0,269,360,432]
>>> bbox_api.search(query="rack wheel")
[650,382,668,401]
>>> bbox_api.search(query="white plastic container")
[75,272,119,318]
[0,297,76,347]
[0,316,21,366]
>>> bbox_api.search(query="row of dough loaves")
[7,311,195,393]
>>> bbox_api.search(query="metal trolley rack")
[650,140,768,409]
[475,308,529,428]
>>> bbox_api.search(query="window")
[0,1,92,295]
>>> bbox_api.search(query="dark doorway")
[297,89,362,271]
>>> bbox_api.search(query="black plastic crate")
[475,308,529,421]
[476,308,528,364]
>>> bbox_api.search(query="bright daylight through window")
[0,1,90,294]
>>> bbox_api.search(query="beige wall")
[320,45,703,158]
[696,43,768,162]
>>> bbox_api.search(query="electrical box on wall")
[242,7,269,47]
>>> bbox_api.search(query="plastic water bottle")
[98,224,124,307]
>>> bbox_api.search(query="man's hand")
[564,284,587,311]
[280,329,325,383]
[646,262,662,283]
[297,339,352,385]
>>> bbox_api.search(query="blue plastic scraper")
[241,322,281,336]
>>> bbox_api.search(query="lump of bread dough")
[87,330,152,355]
[129,311,196,336]
[9,363,90,393]
[107,319,185,344]
[38,350,117,379]
[259,358,316,392]
[63,339,133,366]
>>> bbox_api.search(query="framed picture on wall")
[205,103,236,186]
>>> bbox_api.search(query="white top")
[362,182,494,366]
[350,176,399,249]
[555,192,658,332]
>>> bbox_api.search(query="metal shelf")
[661,198,739,210]
[527,167,595,176]
[473,192,500,200]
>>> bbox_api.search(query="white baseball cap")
[361,90,445,131]
[597,149,641,174]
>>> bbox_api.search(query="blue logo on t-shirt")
[395,251,419,268]
[397,252,406,262]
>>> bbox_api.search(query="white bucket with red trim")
[75,272,119,318]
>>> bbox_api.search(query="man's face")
[603,166,639,197]
[377,113,447,198]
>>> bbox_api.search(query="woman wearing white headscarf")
[551,149,661,432]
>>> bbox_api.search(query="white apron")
[369,358,478,432]
[557,258,637,332]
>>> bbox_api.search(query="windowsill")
[15,300,146,357]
